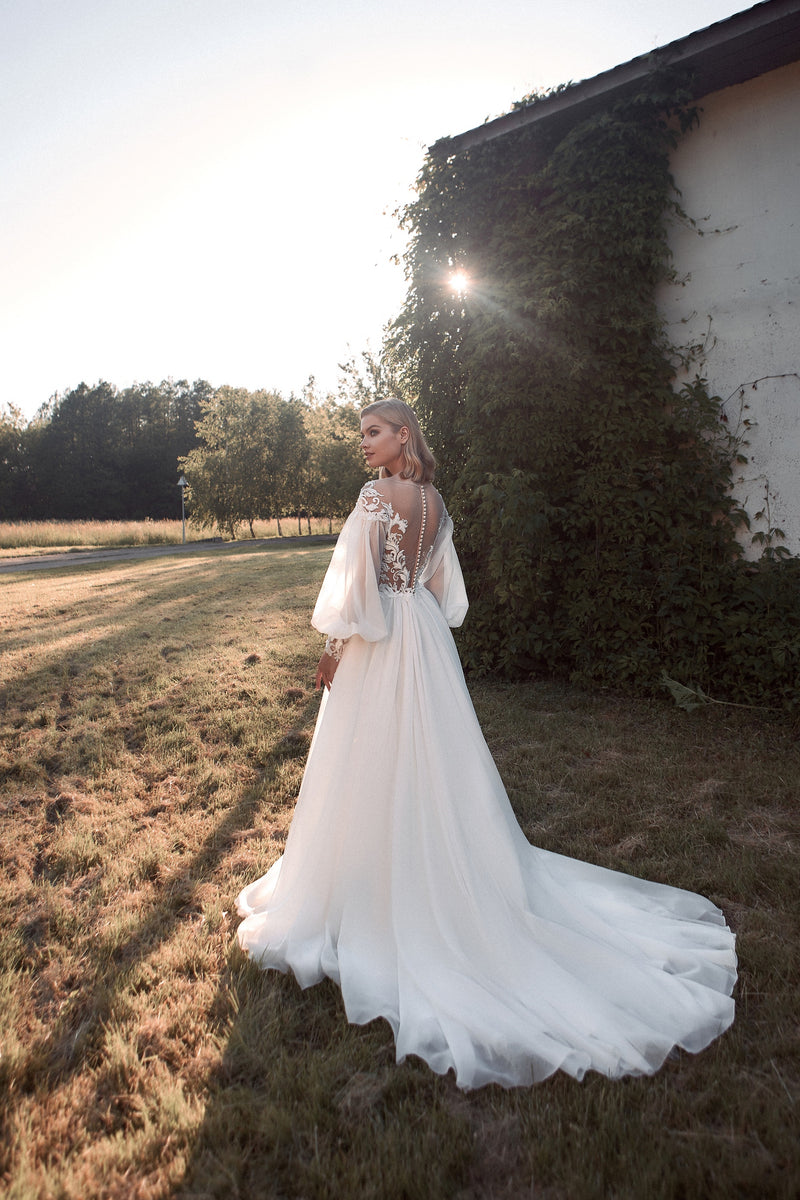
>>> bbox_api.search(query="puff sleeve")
[311,487,389,644]
[420,514,469,628]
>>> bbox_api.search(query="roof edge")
[438,0,800,155]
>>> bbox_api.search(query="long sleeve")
[420,516,469,628]
[311,491,389,644]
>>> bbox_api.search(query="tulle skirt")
[236,586,736,1089]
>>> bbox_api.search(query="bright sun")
[450,270,469,294]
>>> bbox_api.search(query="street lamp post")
[177,475,187,544]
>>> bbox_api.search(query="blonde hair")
[360,398,436,484]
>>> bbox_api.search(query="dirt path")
[0,535,336,574]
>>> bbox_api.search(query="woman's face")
[360,415,409,476]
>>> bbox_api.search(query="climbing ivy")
[390,75,800,709]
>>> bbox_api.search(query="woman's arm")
[311,488,388,643]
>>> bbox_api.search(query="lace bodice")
[358,481,440,593]
[312,478,468,659]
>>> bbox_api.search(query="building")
[443,0,800,556]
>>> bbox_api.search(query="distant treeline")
[1,380,208,521]
[0,378,371,531]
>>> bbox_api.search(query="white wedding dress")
[236,478,736,1089]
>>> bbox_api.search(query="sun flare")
[449,269,469,295]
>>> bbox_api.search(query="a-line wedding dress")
[236,477,736,1089]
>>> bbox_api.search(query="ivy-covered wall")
[658,60,800,559]
[391,76,800,710]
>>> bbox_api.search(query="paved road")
[0,535,336,574]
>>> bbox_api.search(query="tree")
[4,379,208,521]
[34,382,126,518]
[303,389,369,530]
[0,404,36,519]
[180,387,309,537]
[114,379,209,517]
[336,346,410,410]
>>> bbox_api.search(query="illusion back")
[360,478,445,594]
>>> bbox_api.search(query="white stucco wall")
[658,59,800,557]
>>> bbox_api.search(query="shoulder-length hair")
[360,398,436,484]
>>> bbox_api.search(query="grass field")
[1,545,798,1199]
[0,518,344,557]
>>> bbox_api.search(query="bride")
[236,398,736,1090]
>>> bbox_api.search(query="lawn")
[1,544,798,1199]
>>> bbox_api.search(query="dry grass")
[0,518,344,557]
[1,548,799,1199]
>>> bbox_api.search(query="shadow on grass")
[4,554,800,1199]
[10,688,321,1088]
[173,962,483,1200]
[1,547,334,1159]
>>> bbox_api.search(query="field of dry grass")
[1,545,798,1198]
[0,518,343,557]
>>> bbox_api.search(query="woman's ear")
[399,426,410,445]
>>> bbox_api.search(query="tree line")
[0,372,375,533]
[180,384,369,536]
[1,380,208,521]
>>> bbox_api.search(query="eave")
[440,0,800,155]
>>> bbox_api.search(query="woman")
[237,398,736,1090]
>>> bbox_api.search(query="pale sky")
[2,0,748,420]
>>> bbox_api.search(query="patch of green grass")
[1,546,799,1198]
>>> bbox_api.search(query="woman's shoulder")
[359,477,404,504]
[355,479,393,519]
[358,478,445,532]
[364,478,444,515]
[364,475,441,497]
[358,478,389,502]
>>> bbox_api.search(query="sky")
[1,0,750,421]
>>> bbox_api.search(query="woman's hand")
[315,651,339,691]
